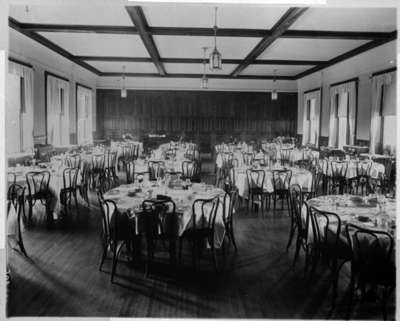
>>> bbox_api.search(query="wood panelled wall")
[96,89,297,152]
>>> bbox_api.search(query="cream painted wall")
[8,28,97,144]
[297,40,396,141]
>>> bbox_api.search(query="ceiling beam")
[295,31,397,79]
[9,18,101,75]
[100,72,296,80]
[77,56,324,65]
[18,22,394,40]
[125,6,166,76]
[231,7,308,77]
[18,23,138,34]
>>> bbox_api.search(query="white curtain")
[370,71,396,154]
[47,75,70,146]
[8,61,34,152]
[328,80,357,148]
[302,89,321,146]
[77,85,93,145]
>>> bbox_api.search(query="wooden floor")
[7,159,395,319]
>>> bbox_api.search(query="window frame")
[44,71,69,145]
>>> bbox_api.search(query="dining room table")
[317,158,385,179]
[304,194,396,243]
[7,161,85,221]
[103,181,228,249]
[234,163,313,199]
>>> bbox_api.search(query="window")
[381,81,396,154]
[6,74,23,154]
[302,89,321,146]
[46,73,70,146]
[76,84,93,145]
[328,80,357,149]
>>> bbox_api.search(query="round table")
[8,163,84,219]
[103,182,227,248]
[306,194,395,234]
[318,159,385,179]
[234,165,313,198]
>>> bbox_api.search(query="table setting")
[103,181,227,247]
[234,162,313,198]
[306,193,395,234]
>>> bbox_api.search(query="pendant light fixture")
[201,47,209,89]
[271,69,278,100]
[209,7,222,70]
[121,65,127,98]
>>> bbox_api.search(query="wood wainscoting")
[96,89,298,152]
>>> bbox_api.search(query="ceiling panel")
[164,63,237,75]
[257,38,369,61]
[10,4,133,26]
[290,8,396,32]
[241,65,312,76]
[154,36,261,59]
[38,32,150,57]
[85,61,158,73]
[142,5,288,29]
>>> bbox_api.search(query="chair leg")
[99,242,108,271]
[74,191,79,216]
[111,242,124,282]
[17,215,28,257]
[111,244,118,282]
[28,201,33,227]
[229,225,238,252]
[211,241,218,273]
[286,220,296,252]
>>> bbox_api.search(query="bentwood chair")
[309,207,352,307]
[345,223,395,320]
[181,160,196,181]
[91,153,106,189]
[119,145,132,171]
[141,199,178,276]
[222,189,239,252]
[271,169,292,211]
[329,161,348,194]
[287,184,303,252]
[98,190,134,283]
[242,152,254,166]
[280,148,293,166]
[7,183,28,256]
[291,200,315,278]
[179,196,220,272]
[372,157,395,194]
[25,171,53,227]
[148,161,165,181]
[126,161,136,184]
[349,161,372,195]
[78,162,90,206]
[66,154,81,168]
[60,167,80,219]
[104,151,119,186]
[303,170,324,200]
[246,169,269,217]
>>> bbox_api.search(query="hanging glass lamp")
[209,7,222,70]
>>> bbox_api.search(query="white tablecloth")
[234,166,313,198]
[104,183,227,247]
[318,159,385,179]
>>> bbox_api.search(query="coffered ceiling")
[8,3,397,81]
